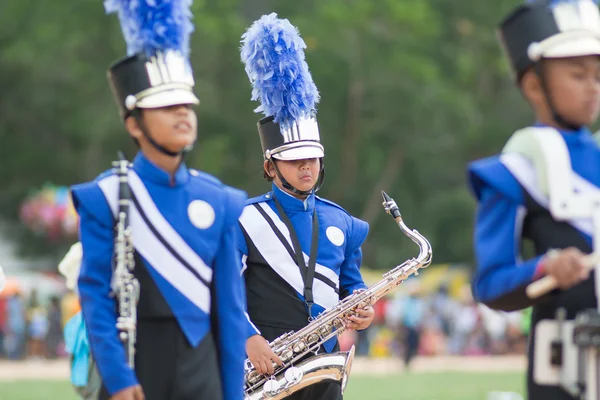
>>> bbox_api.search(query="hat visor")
[272,144,324,161]
[543,36,600,58]
[137,89,200,109]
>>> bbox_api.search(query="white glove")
[58,242,83,291]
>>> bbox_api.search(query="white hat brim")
[272,145,324,161]
[137,89,200,109]
[543,36,600,58]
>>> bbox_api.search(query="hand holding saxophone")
[246,334,283,376]
[344,290,375,331]
[345,306,374,331]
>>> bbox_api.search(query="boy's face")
[265,157,321,195]
[127,104,198,153]
[541,56,600,126]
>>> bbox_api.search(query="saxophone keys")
[246,370,261,385]
[318,325,333,336]
[292,341,306,353]
[307,333,320,344]
[280,348,294,361]
[263,378,281,396]
[284,366,303,385]
[333,318,345,329]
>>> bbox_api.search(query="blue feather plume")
[240,13,320,130]
[104,0,195,59]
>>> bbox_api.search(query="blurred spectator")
[395,284,425,368]
[430,284,458,337]
[46,296,63,358]
[478,303,509,355]
[447,286,482,354]
[0,295,7,358]
[463,317,489,356]
[419,303,446,356]
[27,289,48,359]
[6,292,26,360]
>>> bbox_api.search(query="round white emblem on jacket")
[188,200,215,229]
[326,226,345,246]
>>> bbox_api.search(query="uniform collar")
[132,151,189,187]
[533,122,594,146]
[271,183,315,212]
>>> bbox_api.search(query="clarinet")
[111,151,140,369]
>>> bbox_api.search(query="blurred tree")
[0,0,556,272]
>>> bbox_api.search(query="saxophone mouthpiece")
[381,190,392,203]
[381,190,402,220]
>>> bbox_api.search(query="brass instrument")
[244,191,432,399]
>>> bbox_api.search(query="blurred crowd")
[339,282,530,367]
[0,280,530,364]
[0,288,79,361]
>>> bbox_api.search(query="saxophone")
[244,191,432,400]
[111,152,140,368]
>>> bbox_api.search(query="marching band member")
[468,1,600,398]
[70,1,248,399]
[237,13,375,400]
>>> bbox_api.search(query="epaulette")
[246,192,273,206]
[93,168,115,183]
[188,169,224,188]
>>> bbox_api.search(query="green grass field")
[0,372,524,400]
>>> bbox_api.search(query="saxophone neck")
[415,232,432,267]
[381,190,432,268]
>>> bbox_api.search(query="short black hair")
[262,160,274,182]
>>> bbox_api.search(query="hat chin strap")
[534,62,582,131]
[131,109,195,157]
[270,158,325,196]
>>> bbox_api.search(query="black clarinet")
[111,151,139,368]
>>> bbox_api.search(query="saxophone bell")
[244,346,356,400]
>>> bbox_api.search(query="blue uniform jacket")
[467,125,600,311]
[70,152,248,399]
[237,183,369,351]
